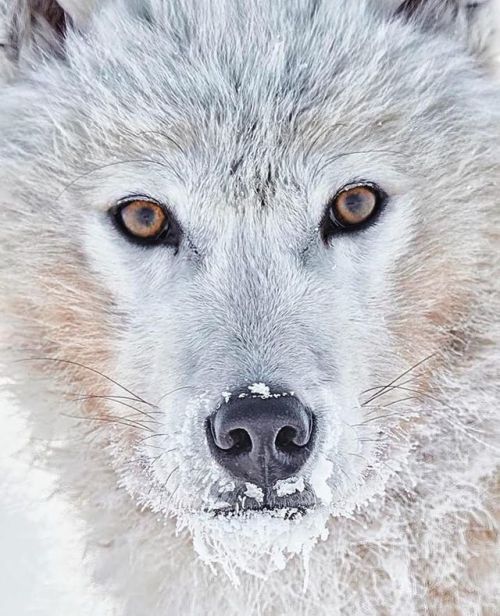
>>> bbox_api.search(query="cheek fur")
[6,260,126,422]
[389,241,472,373]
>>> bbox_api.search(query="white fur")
[0,1,498,614]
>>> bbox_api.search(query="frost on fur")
[0,0,499,614]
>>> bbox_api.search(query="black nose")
[207,391,315,487]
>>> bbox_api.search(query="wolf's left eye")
[322,183,385,240]
[110,198,182,248]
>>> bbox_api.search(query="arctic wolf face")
[0,0,498,572]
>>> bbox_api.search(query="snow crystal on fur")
[0,1,498,614]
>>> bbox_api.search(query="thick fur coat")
[0,1,499,614]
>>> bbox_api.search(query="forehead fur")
[2,0,499,167]
[0,1,496,250]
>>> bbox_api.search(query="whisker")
[362,382,422,407]
[368,384,446,409]
[302,123,347,161]
[17,357,151,405]
[69,394,159,422]
[156,385,199,405]
[117,413,159,426]
[62,413,155,433]
[326,456,353,485]
[359,386,497,449]
[165,483,180,511]
[363,395,421,417]
[361,353,438,406]
[380,395,420,408]
[313,148,402,180]
[354,411,410,427]
[56,158,171,200]
[149,448,178,466]
[360,377,416,399]
[158,465,181,509]
[66,392,158,409]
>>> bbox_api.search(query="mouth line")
[209,483,317,518]
[211,503,313,520]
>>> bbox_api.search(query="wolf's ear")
[394,0,498,62]
[3,0,96,61]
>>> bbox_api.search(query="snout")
[206,390,315,488]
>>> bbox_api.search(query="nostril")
[275,422,312,453]
[275,426,299,451]
[208,414,253,454]
[227,428,252,454]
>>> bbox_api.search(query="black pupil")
[136,206,158,228]
[344,192,371,216]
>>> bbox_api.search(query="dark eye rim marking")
[320,181,388,243]
[109,195,183,250]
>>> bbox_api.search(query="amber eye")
[111,197,183,249]
[330,184,381,228]
[117,199,167,239]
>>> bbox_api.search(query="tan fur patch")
[7,260,119,418]
[389,234,473,376]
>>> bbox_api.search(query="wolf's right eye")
[110,198,182,248]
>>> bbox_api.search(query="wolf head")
[0,0,498,576]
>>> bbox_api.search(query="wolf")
[0,0,498,614]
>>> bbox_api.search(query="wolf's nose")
[206,391,315,486]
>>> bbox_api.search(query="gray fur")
[0,0,498,614]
